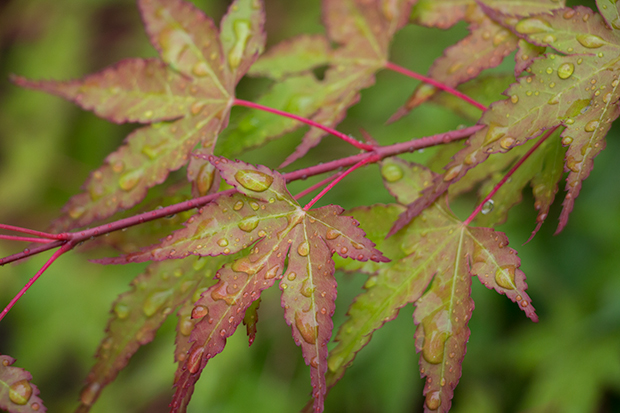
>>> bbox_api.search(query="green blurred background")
[1,0,620,412]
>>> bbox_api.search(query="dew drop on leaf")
[113,303,130,319]
[69,205,86,219]
[297,241,310,256]
[557,63,575,79]
[143,289,173,317]
[9,379,32,405]
[238,216,259,232]
[294,310,318,344]
[211,283,236,305]
[425,391,441,410]
[381,163,403,182]
[562,136,573,145]
[188,347,204,374]
[118,169,144,191]
[228,20,251,70]
[217,238,229,247]
[515,17,552,34]
[191,305,209,319]
[584,120,599,132]
[443,164,462,181]
[495,265,516,289]
[234,170,273,192]
[80,382,100,406]
[265,266,280,279]
[422,329,449,364]
[192,61,209,77]
[481,200,494,215]
[499,136,515,149]
[233,200,244,211]
[325,228,340,240]
[576,34,606,48]
[179,319,194,336]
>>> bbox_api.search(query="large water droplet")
[381,163,404,182]
[422,329,449,364]
[196,163,215,196]
[294,310,318,344]
[192,61,209,77]
[80,382,100,406]
[188,347,204,374]
[297,241,310,256]
[179,319,194,336]
[425,391,441,410]
[233,200,244,211]
[9,379,32,405]
[557,63,575,79]
[211,283,236,305]
[232,257,263,275]
[499,136,515,149]
[217,238,229,247]
[143,289,173,317]
[481,199,494,214]
[238,215,259,232]
[443,165,462,181]
[191,305,209,319]
[576,34,606,48]
[265,265,280,279]
[228,20,251,70]
[584,120,599,132]
[515,18,552,34]
[118,169,143,191]
[495,265,516,289]
[483,122,508,145]
[234,170,273,192]
[325,229,340,240]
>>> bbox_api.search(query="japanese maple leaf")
[12,0,265,231]
[323,158,537,412]
[0,355,46,413]
[391,0,565,122]
[391,3,620,237]
[230,0,416,167]
[101,157,387,413]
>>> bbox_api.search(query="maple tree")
[1,0,619,412]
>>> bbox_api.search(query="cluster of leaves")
[2,0,620,412]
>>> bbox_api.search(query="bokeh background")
[1,0,620,412]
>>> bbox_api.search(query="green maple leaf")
[101,157,387,413]
[0,355,45,413]
[392,0,565,121]
[325,158,537,412]
[12,0,265,231]
[391,2,620,237]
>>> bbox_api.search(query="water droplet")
[381,163,403,182]
[483,122,508,145]
[232,257,263,275]
[547,94,560,105]
[425,391,441,410]
[234,170,273,192]
[191,305,208,319]
[180,319,194,335]
[238,216,259,232]
[113,303,130,319]
[69,205,86,219]
[340,247,348,254]
[195,163,215,196]
[287,272,297,281]
[493,30,509,46]
[297,241,310,256]
[80,382,100,406]
[443,165,462,181]
[422,329,449,364]
[265,265,280,279]
[9,379,32,405]
[557,63,575,79]
[499,136,515,149]
[228,20,251,70]
[295,311,318,344]
[481,200,494,214]
[233,200,244,211]
[563,9,576,19]
[249,201,260,211]
[325,229,340,240]
[217,238,229,248]
[584,120,599,132]
[192,61,209,77]
[515,17,552,34]
[119,169,143,191]
[211,283,236,305]
[510,94,519,103]
[143,289,173,317]
[310,356,319,368]
[188,347,204,374]
[562,136,573,145]
[576,34,606,48]
[495,265,516,289]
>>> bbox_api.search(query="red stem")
[463,127,558,226]
[0,235,55,243]
[304,158,376,211]
[385,62,488,112]
[0,242,73,321]
[294,173,342,201]
[233,99,375,151]
[0,223,67,240]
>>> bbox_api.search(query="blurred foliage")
[0,0,619,412]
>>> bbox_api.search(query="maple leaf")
[101,157,387,412]
[391,3,620,237]
[391,0,565,122]
[324,158,536,412]
[12,0,265,231]
[0,355,46,413]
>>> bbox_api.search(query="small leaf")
[0,355,46,413]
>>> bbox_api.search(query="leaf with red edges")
[0,355,46,413]
[411,0,471,29]
[13,0,265,231]
[75,256,224,412]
